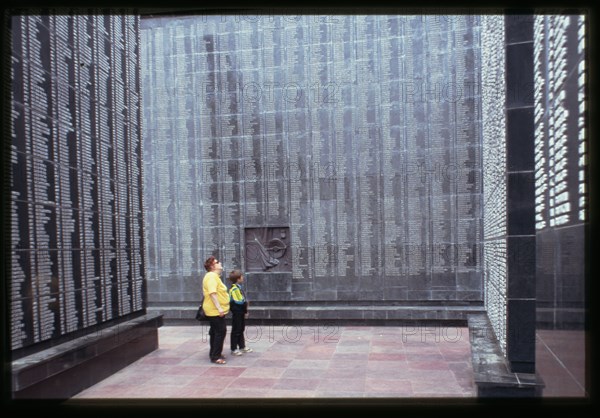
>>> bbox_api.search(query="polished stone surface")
[468,314,543,397]
[68,323,587,400]
[147,301,486,322]
[12,313,163,399]
[8,15,146,354]
[535,329,587,397]
[504,15,537,374]
[141,16,484,307]
[71,324,475,399]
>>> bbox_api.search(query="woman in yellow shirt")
[202,256,230,364]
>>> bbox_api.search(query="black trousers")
[230,311,246,351]
[207,315,227,361]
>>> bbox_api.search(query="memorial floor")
[72,325,476,399]
[70,325,586,400]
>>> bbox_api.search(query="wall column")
[504,14,536,374]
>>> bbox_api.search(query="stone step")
[148,303,485,322]
[11,313,163,399]
[468,313,544,397]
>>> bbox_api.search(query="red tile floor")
[70,325,588,400]
[71,325,476,399]
[535,329,588,397]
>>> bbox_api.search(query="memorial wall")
[533,15,587,328]
[480,14,588,355]
[480,16,507,353]
[8,14,145,353]
[141,15,484,304]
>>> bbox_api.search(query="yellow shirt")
[202,271,230,316]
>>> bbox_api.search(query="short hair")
[228,269,243,284]
[204,256,217,272]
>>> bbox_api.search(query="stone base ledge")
[468,313,544,397]
[148,303,485,323]
[11,312,163,399]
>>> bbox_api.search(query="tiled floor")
[72,325,476,399]
[69,325,589,400]
[536,329,588,397]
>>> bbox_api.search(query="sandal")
[211,358,226,364]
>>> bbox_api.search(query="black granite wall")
[481,15,508,355]
[533,15,588,330]
[7,13,147,355]
[140,15,484,306]
[504,15,536,374]
[481,14,537,373]
[481,14,588,375]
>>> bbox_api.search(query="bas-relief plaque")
[244,227,291,272]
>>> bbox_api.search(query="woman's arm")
[210,292,225,317]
